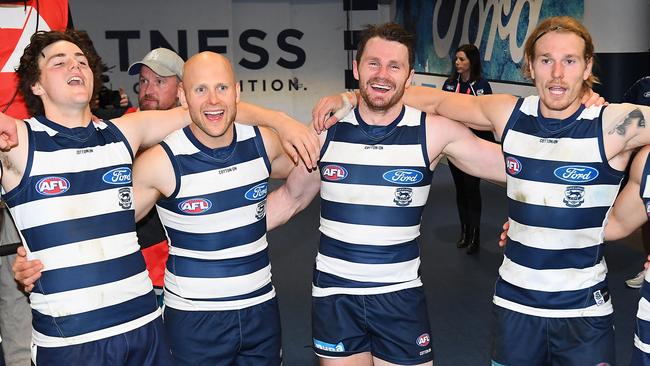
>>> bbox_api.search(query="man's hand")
[312,92,355,134]
[273,116,320,169]
[581,89,607,108]
[498,220,510,248]
[119,88,130,108]
[0,112,18,151]
[12,246,42,293]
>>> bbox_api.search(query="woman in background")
[442,44,493,255]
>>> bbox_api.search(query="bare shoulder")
[602,103,646,131]
[135,144,169,166]
[258,125,282,156]
[1,119,30,191]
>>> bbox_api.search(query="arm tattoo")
[608,108,646,136]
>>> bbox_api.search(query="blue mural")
[395,0,584,84]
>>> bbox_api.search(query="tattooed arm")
[603,104,650,170]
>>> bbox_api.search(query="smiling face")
[529,31,593,119]
[180,52,240,148]
[31,40,94,113]
[353,36,414,114]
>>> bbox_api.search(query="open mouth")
[204,110,225,121]
[370,83,392,93]
[67,76,84,86]
[548,86,567,96]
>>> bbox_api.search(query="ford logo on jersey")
[102,167,132,185]
[322,164,348,181]
[178,198,212,214]
[35,176,70,196]
[554,165,599,183]
[506,157,522,175]
[382,169,423,185]
[245,182,268,201]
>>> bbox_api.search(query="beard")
[359,77,405,112]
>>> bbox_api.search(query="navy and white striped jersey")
[634,150,650,357]
[2,116,159,347]
[158,123,274,311]
[497,96,624,318]
[313,106,433,297]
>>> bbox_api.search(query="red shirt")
[0,0,69,118]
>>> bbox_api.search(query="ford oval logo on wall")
[554,165,599,183]
[382,169,423,185]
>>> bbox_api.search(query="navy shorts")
[163,297,282,366]
[33,316,172,366]
[491,305,615,366]
[312,287,433,365]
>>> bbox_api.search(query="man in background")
[126,48,186,300]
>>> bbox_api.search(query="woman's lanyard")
[455,78,477,96]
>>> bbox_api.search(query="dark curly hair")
[356,22,415,71]
[16,30,104,116]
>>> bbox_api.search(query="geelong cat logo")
[178,198,212,214]
[322,165,348,181]
[382,169,423,185]
[245,182,268,201]
[553,165,599,183]
[35,177,70,196]
[102,167,132,185]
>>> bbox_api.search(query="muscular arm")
[259,126,297,179]
[605,146,650,241]
[404,86,516,137]
[266,162,320,231]
[112,106,190,153]
[132,145,175,222]
[427,114,505,183]
[603,103,650,153]
[237,102,320,168]
[265,126,323,231]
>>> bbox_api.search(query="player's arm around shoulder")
[406,86,515,136]
[132,144,175,222]
[238,102,319,169]
[427,113,505,183]
[604,145,650,241]
[259,126,300,179]
[112,106,190,154]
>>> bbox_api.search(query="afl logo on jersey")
[416,333,430,347]
[102,167,132,185]
[383,169,423,185]
[506,157,522,175]
[554,165,599,183]
[179,198,212,214]
[645,202,650,218]
[245,182,268,201]
[35,176,70,196]
[322,164,348,181]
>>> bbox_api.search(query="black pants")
[448,129,495,228]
